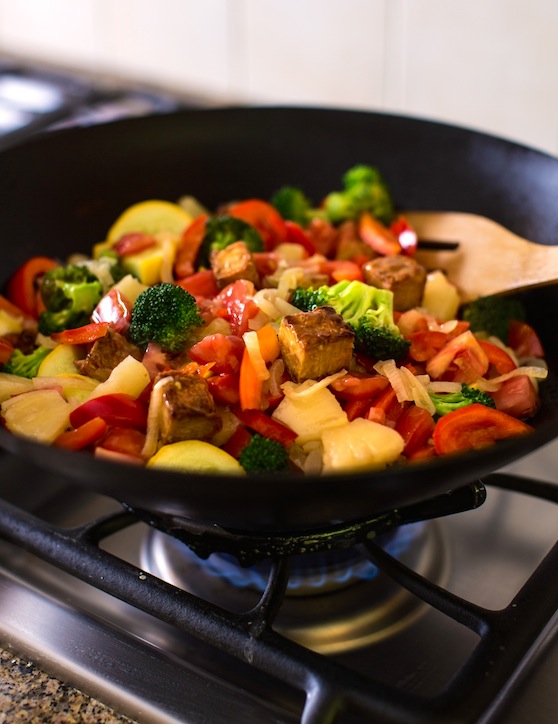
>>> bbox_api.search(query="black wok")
[0,107,557,532]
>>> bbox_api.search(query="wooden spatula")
[406,211,558,303]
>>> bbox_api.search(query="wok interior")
[0,107,557,530]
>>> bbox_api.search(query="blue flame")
[192,522,425,593]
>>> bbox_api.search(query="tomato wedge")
[390,215,418,255]
[432,403,533,455]
[6,256,58,318]
[97,426,147,458]
[177,269,219,298]
[51,322,110,345]
[70,393,148,430]
[396,405,435,456]
[329,374,389,400]
[113,232,156,256]
[54,416,108,450]
[508,320,545,359]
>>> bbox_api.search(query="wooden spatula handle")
[406,211,558,302]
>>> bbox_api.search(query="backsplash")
[0,0,556,154]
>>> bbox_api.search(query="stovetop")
[0,439,556,724]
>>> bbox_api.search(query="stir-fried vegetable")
[0,165,548,475]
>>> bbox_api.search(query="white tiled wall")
[0,0,556,154]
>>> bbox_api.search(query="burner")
[141,521,448,654]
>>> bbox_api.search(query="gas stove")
[0,440,556,724]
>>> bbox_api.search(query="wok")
[0,107,557,533]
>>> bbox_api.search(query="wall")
[0,0,556,154]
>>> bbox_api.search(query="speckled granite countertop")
[0,649,135,723]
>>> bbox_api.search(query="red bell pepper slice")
[228,199,288,250]
[390,215,418,256]
[6,256,58,318]
[174,214,209,278]
[319,259,364,283]
[283,220,317,255]
[478,339,517,375]
[234,408,297,446]
[222,424,252,458]
[54,416,108,451]
[395,405,435,456]
[358,211,402,256]
[432,403,533,455]
[51,322,110,345]
[70,393,148,430]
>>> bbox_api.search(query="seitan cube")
[210,240,260,289]
[362,255,427,311]
[74,329,143,382]
[278,306,354,382]
[156,371,222,445]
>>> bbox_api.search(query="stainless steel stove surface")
[0,438,556,724]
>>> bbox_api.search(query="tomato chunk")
[432,403,533,455]
[189,333,245,374]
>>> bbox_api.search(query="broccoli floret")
[324,164,394,226]
[198,215,264,267]
[270,186,313,226]
[461,295,526,341]
[291,279,409,361]
[429,384,496,416]
[354,322,410,361]
[239,433,290,473]
[38,265,104,335]
[3,346,51,378]
[128,282,204,352]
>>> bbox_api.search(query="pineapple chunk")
[88,354,150,400]
[1,389,71,443]
[112,274,148,304]
[421,271,460,322]
[322,417,404,473]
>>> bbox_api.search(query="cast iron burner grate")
[0,473,557,723]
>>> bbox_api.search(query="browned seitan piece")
[74,329,143,381]
[156,371,222,445]
[210,240,260,289]
[278,306,354,383]
[362,255,427,311]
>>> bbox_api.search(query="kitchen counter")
[0,648,134,723]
